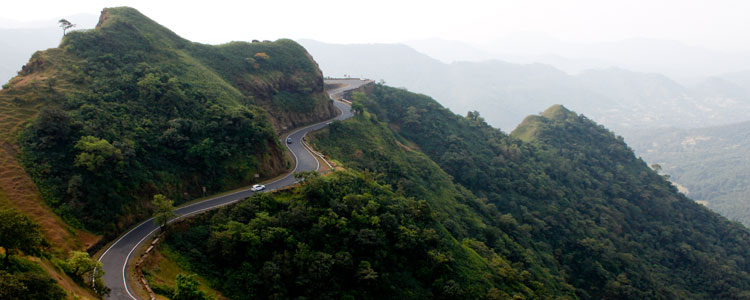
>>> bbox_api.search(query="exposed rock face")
[265,93,338,133]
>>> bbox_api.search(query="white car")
[251,184,265,192]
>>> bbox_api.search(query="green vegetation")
[0,268,66,300]
[165,170,562,299]
[153,194,177,232]
[625,121,750,226]
[307,84,750,299]
[160,83,750,298]
[2,7,332,235]
[142,244,226,299]
[0,209,67,300]
[0,209,45,267]
[172,273,214,300]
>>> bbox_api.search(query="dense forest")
[339,85,750,299]
[625,121,750,226]
[164,170,567,299]
[163,83,750,299]
[0,7,334,234]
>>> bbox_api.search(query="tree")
[0,209,44,268]
[153,194,176,232]
[0,271,27,299]
[172,273,211,300]
[0,270,66,300]
[351,102,365,115]
[58,19,75,36]
[73,136,122,172]
[294,170,319,184]
[65,251,100,277]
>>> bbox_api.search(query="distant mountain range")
[301,39,750,229]
[300,39,750,132]
[405,36,750,82]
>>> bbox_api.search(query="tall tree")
[0,209,44,268]
[58,19,75,36]
[66,251,101,277]
[152,194,177,232]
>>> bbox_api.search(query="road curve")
[98,79,371,299]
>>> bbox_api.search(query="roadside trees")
[153,194,176,232]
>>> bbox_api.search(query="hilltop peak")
[540,104,576,120]
[64,6,187,51]
[95,7,157,29]
[511,104,578,141]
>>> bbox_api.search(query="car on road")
[286,137,293,144]
[251,184,265,192]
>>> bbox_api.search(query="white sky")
[2,0,749,52]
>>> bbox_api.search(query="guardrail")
[301,136,333,170]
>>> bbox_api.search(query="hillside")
[0,7,335,235]
[0,7,337,297]
[160,83,750,299]
[300,40,750,132]
[625,121,750,226]
[321,85,750,298]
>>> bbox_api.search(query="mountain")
[163,83,750,299]
[478,36,750,81]
[0,7,335,298]
[405,38,496,63]
[300,40,750,132]
[401,36,750,81]
[625,121,750,226]
[4,7,750,299]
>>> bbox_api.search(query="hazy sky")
[2,0,749,52]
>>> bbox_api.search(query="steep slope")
[162,169,571,299]
[0,6,336,238]
[314,84,750,299]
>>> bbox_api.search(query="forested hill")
[317,85,750,298]
[161,82,750,299]
[0,6,335,236]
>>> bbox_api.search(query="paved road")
[326,78,372,100]
[98,79,370,299]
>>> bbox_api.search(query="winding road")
[98,79,371,300]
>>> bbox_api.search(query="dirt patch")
[395,140,413,152]
[0,148,101,253]
[0,84,101,255]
